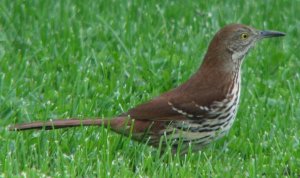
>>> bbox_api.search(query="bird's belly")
[171,112,237,144]
[163,95,240,152]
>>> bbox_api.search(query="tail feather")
[9,118,106,131]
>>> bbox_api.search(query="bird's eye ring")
[241,33,249,40]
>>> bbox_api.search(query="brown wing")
[121,85,226,121]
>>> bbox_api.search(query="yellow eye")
[241,33,249,39]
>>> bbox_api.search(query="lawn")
[0,0,299,177]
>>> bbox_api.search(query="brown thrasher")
[10,24,285,154]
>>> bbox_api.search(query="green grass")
[0,0,299,177]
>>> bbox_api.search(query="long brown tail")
[9,118,107,131]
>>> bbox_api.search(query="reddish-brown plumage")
[10,24,285,154]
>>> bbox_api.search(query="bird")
[10,24,285,154]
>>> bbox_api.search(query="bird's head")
[216,24,285,61]
[206,24,285,63]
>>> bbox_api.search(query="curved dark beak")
[259,30,285,38]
